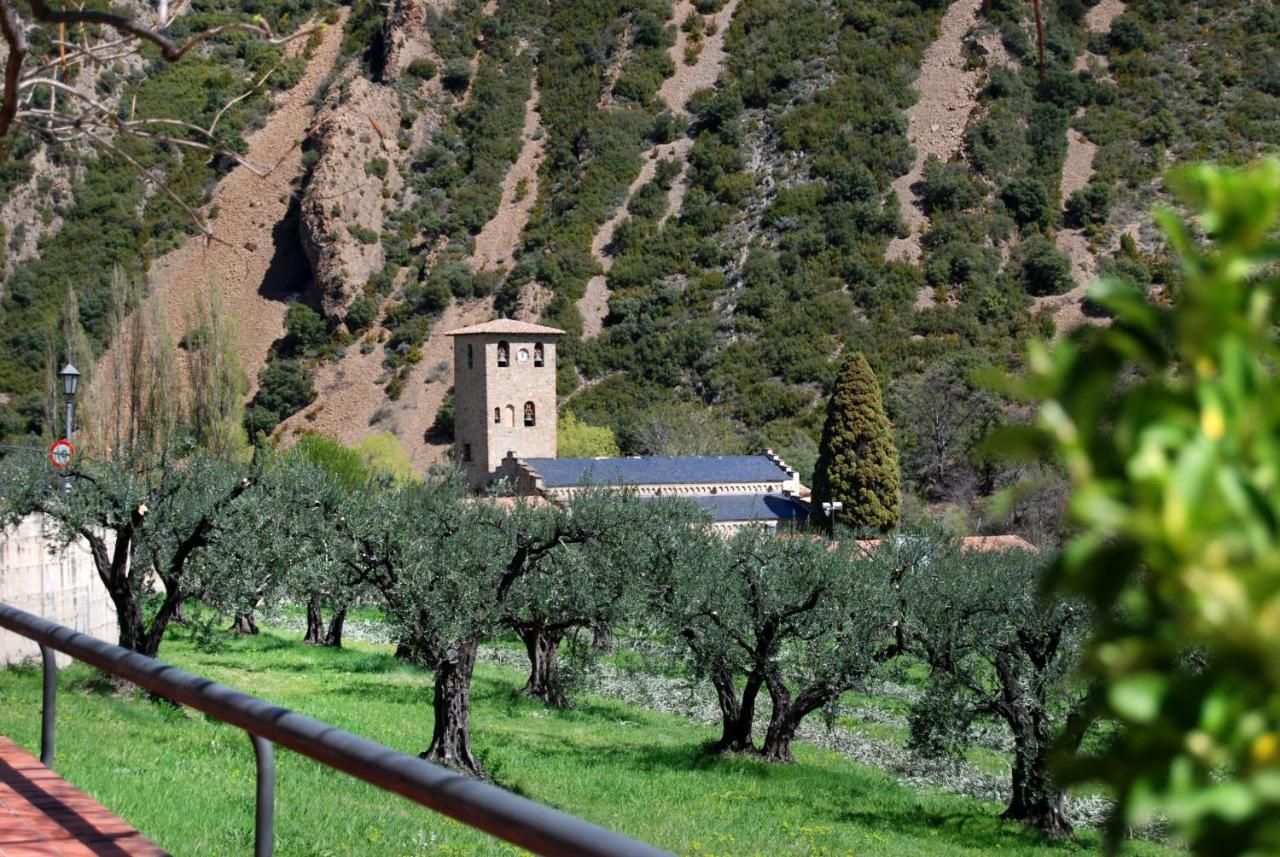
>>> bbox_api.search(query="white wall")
[0,515,117,665]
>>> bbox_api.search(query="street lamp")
[58,364,80,441]
[820,501,843,541]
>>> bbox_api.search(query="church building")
[446,320,811,531]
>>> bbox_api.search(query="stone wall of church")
[454,333,558,489]
[0,515,117,665]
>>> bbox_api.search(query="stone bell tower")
[446,319,565,489]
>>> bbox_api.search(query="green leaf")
[1109,673,1167,724]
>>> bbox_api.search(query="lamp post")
[58,364,79,494]
[820,500,843,541]
[58,364,80,440]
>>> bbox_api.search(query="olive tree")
[500,493,686,707]
[900,542,1089,838]
[340,479,656,775]
[0,451,255,656]
[650,526,895,759]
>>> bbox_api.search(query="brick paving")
[0,736,166,856]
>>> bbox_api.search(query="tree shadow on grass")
[834,804,1087,853]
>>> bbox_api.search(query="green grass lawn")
[0,627,1174,856]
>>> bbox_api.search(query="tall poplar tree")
[184,289,249,461]
[812,352,901,532]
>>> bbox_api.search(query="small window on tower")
[524,401,536,427]
[462,443,472,462]
[497,341,509,367]
[493,407,500,424]
[467,344,473,369]
[534,343,544,367]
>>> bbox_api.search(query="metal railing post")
[249,733,275,857]
[39,643,57,766]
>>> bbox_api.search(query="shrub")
[406,58,438,80]
[284,304,327,353]
[345,295,377,332]
[1065,181,1112,227]
[442,58,472,93]
[1019,237,1074,296]
[920,157,986,214]
[1000,178,1052,228]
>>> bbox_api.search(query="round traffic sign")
[48,439,75,469]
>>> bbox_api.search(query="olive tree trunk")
[304,595,325,644]
[420,639,482,775]
[710,668,762,753]
[229,611,259,635]
[592,620,613,653]
[518,625,567,707]
[760,675,832,763]
[324,605,347,647]
[996,652,1073,838]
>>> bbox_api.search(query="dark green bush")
[1000,178,1051,228]
[1065,181,1112,227]
[345,295,378,332]
[406,58,438,80]
[1019,238,1074,296]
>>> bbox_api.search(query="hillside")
[1,0,1276,510]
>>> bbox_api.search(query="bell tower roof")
[445,319,566,337]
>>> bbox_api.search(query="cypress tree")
[812,352,901,532]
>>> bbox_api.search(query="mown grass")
[0,627,1175,856]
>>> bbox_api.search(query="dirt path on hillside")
[92,11,348,409]
[1085,0,1127,33]
[578,0,739,338]
[470,78,544,272]
[661,0,740,115]
[885,0,985,265]
[1034,3,1125,334]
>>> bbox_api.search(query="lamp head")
[59,364,81,397]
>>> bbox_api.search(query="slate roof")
[445,319,566,336]
[685,493,810,523]
[524,456,792,488]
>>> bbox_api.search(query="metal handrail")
[0,603,672,857]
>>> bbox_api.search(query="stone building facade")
[446,316,810,529]
[448,318,564,489]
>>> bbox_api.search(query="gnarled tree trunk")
[304,595,325,644]
[518,625,567,707]
[112,586,147,653]
[995,650,1073,838]
[592,619,613,653]
[710,667,762,753]
[1002,707,1073,837]
[324,604,347,647]
[229,611,259,635]
[761,675,832,763]
[421,639,482,775]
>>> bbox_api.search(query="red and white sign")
[48,439,75,469]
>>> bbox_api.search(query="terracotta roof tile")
[444,319,566,336]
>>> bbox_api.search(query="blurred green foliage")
[1010,160,1280,854]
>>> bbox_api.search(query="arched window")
[497,341,509,367]
[493,407,501,425]
[462,443,472,462]
[504,405,515,427]
[533,343,544,367]
[524,401,536,427]
[467,344,473,369]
